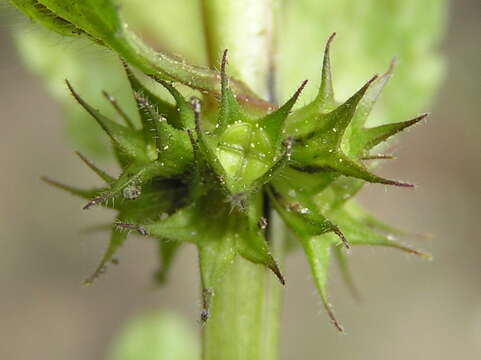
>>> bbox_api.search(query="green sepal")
[333,244,360,301]
[289,73,416,188]
[284,34,338,138]
[140,204,200,243]
[101,90,136,129]
[236,197,284,284]
[322,152,414,188]
[123,64,179,128]
[192,102,230,192]
[236,226,284,286]
[215,50,249,135]
[83,225,127,285]
[330,206,431,260]
[83,156,190,210]
[357,113,427,153]
[126,67,193,161]
[197,231,237,302]
[257,80,307,149]
[243,138,293,197]
[132,91,162,157]
[314,177,365,213]
[347,202,431,240]
[41,176,105,200]
[83,162,146,210]
[314,33,336,110]
[75,151,115,184]
[301,234,344,332]
[296,75,378,146]
[66,80,150,163]
[267,186,349,249]
[154,79,195,130]
[154,117,193,165]
[344,60,395,156]
[154,239,182,284]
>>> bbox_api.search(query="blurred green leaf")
[107,311,199,360]
[13,27,138,157]
[119,0,207,66]
[278,0,446,126]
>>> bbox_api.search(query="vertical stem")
[201,0,278,97]
[200,2,283,359]
[201,251,284,360]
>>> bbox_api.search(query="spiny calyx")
[44,34,429,331]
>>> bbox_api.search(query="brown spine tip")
[399,245,433,260]
[333,226,351,250]
[65,79,78,100]
[365,74,379,88]
[295,79,309,98]
[324,32,337,57]
[410,112,429,124]
[361,154,396,160]
[384,179,416,188]
[114,221,148,236]
[384,57,397,76]
[83,196,102,210]
[220,49,229,90]
[269,260,286,286]
[221,49,228,73]
[324,302,344,333]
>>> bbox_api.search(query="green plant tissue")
[107,311,199,360]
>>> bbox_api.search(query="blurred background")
[0,1,479,359]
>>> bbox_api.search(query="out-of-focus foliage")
[14,29,137,156]
[12,0,445,154]
[120,0,207,66]
[11,0,207,157]
[278,0,446,126]
[107,311,199,360]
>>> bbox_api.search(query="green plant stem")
[201,0,277,97]
[200,1,284,359]
[201,215,285,360]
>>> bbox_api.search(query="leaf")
[32,0,257,97]
[9,0,86,37]
[13,27,138,157]
[107,311,199,360]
